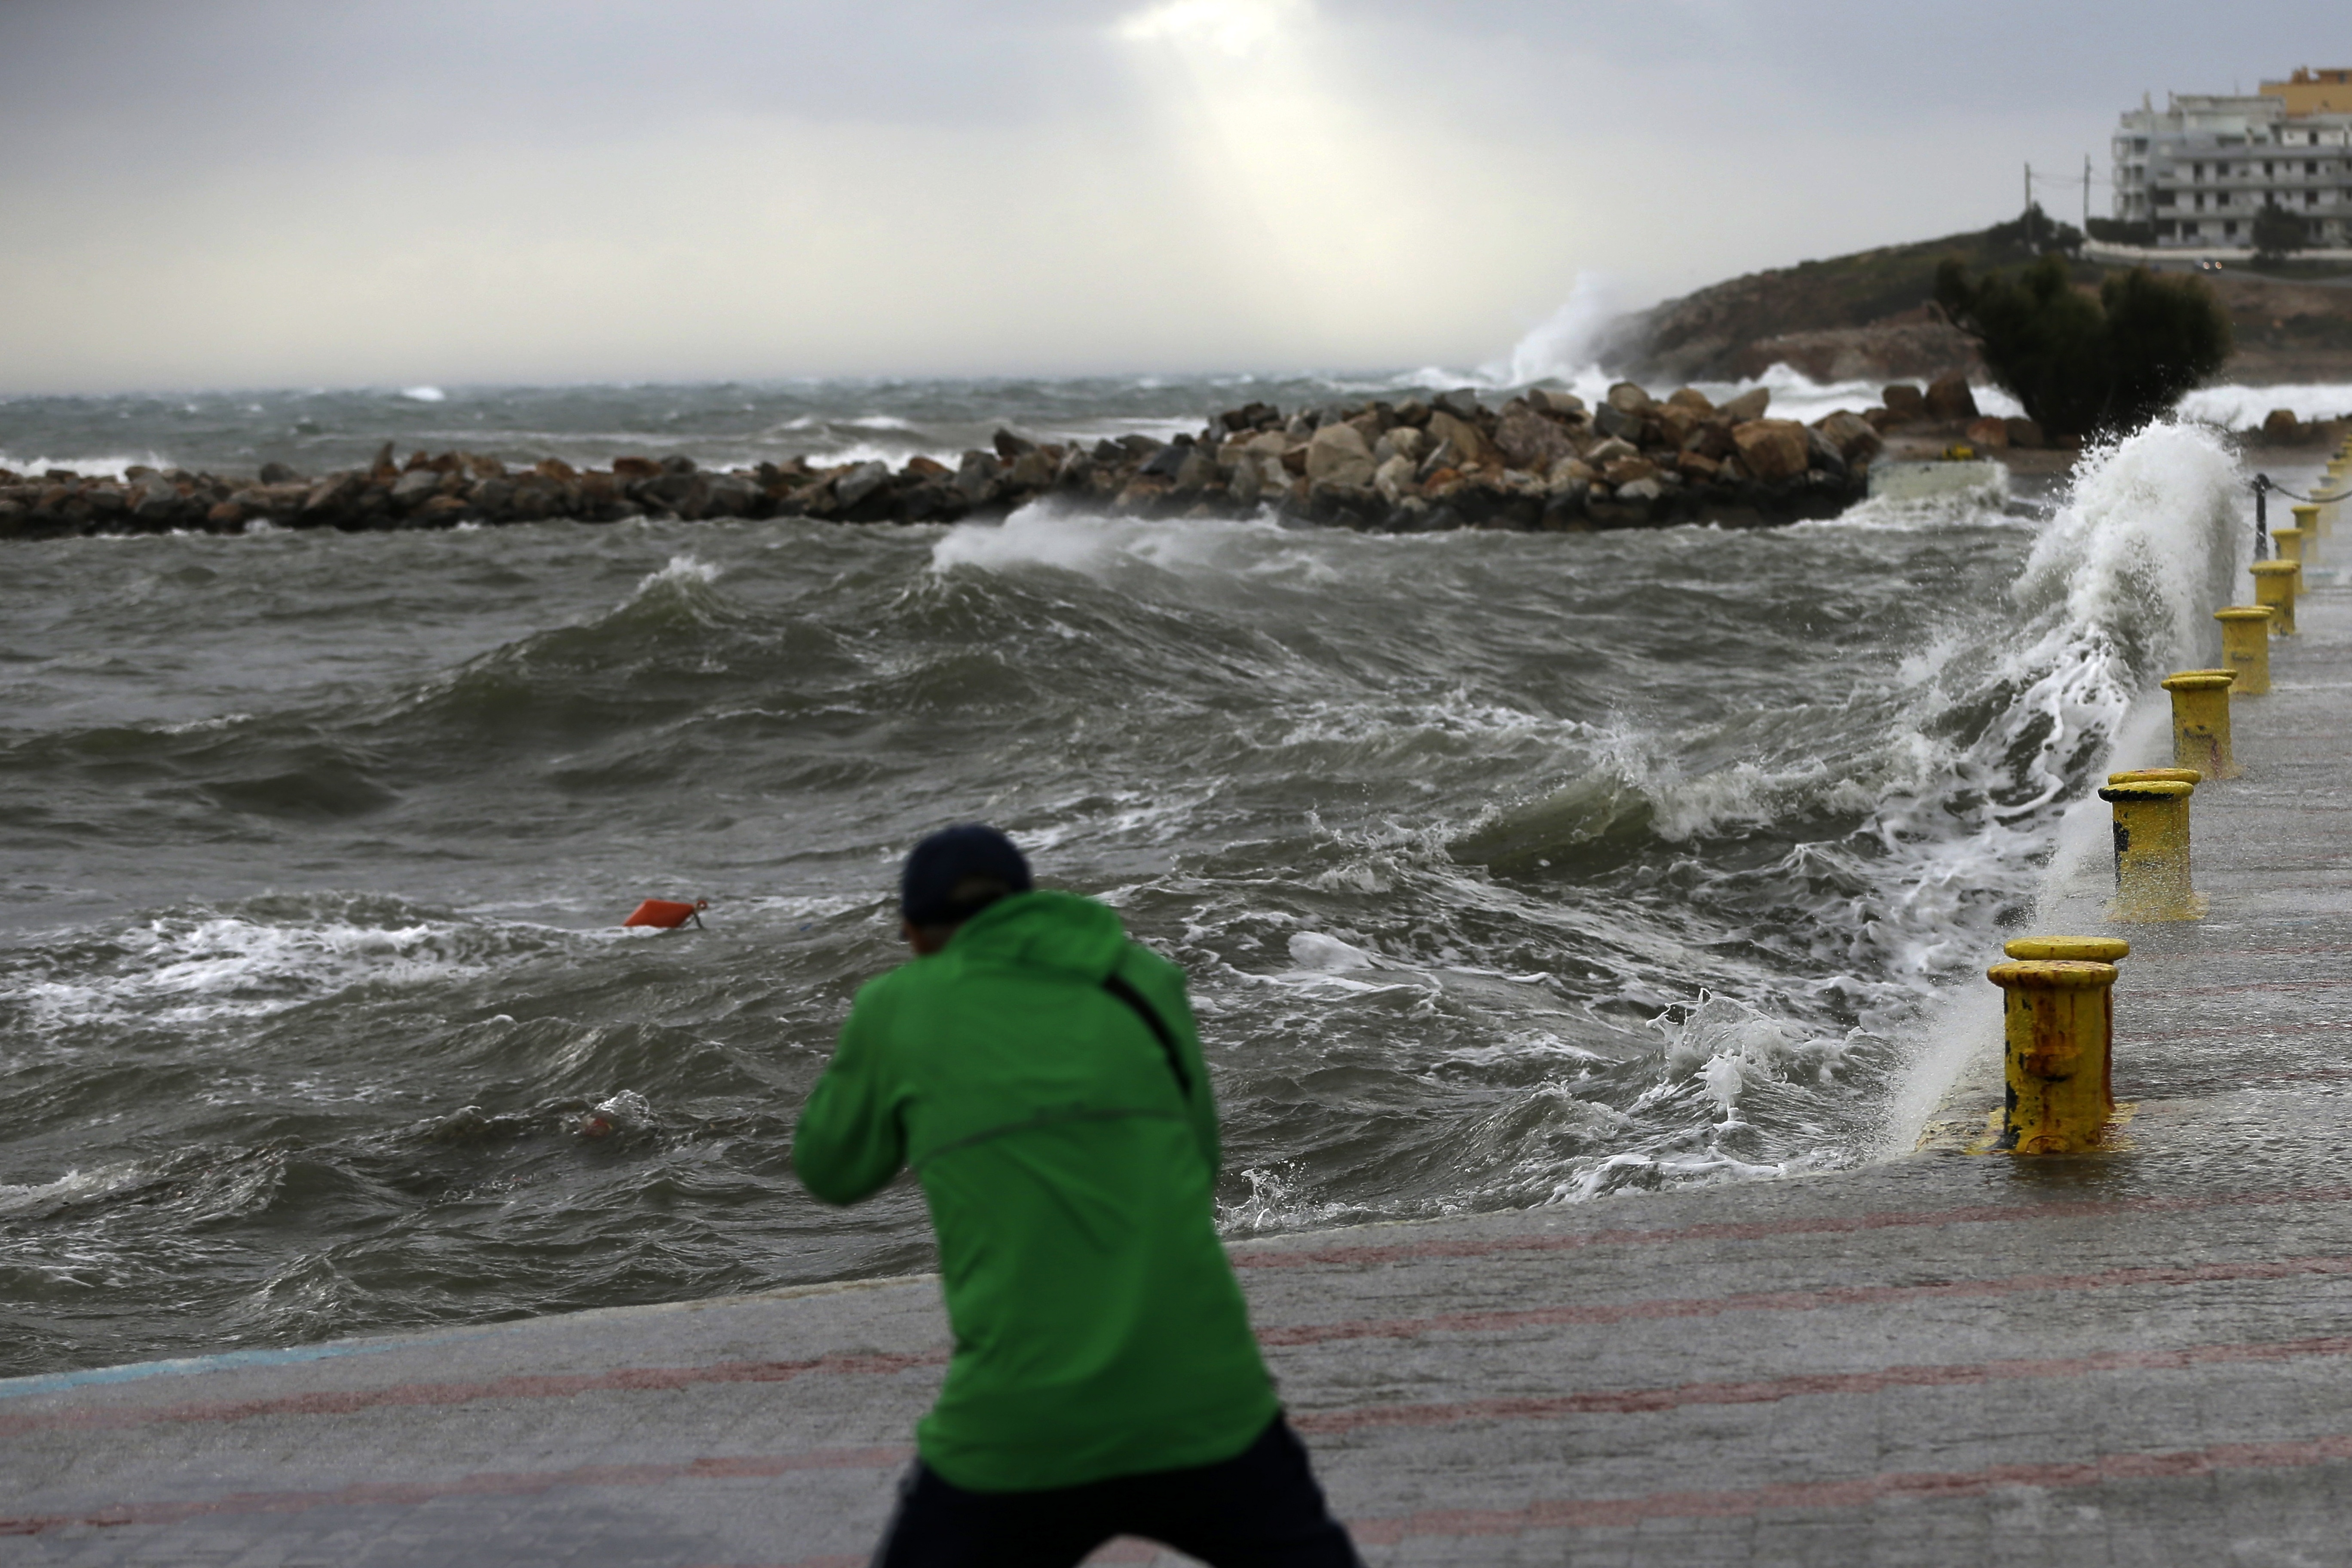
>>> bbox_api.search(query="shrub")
[1933,255,2232,438]
[2253,199,2309,263]
[2086,217,2157,247]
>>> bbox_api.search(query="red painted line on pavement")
[0,1448,911,1537]
[15,1253,2352,1442]
[1344,1433,2352,1543]
[1231,1184,2352,1271]
[0,1351,946,1441]
[1287,1333,2352,1433]
[1256,1254,2352,1348]
[20,1334,2352,1544]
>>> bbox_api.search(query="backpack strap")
[1100,971,1192,1097]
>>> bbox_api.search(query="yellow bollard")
[2251,559,2299,636]
[2097,778,2202,921]
[2291,505,2321,562]
[2001,937,2128,1112]
[2275,527,2309,582]
[1987,959,2120,1153]
[2214,605,2275,694]
[2003,935,2130,963]
[2106,768,2202,787]
[2160,671,2238,779]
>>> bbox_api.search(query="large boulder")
[1730,420,1811,482]
[2260,408,2302,443]
[954,450,1001,504]
[834,461,893,511]
[1493,405,1572,472]
[1813,410,1883,465]
[1682,421,1738,461]
[1654,404,1702,448]
[1306,422,1376,488]
[1881,384,1927,422]
[1605,382,1655,415]
[1138,441,1188,480]
[1434,389,1486,423]
[1426,409,1498,468]
[1173,448,1219,494]
[389,468,441,507]
[1964,416,2010,450]
[1373,453,1418,503]
[1719,387,1770,423]
[2003,416,2046,450]
[1546,455,1598,493]
[1665,387,1716,415]
[1531,388,1587,419]
[1592,402,1644,442]
[1924,375,1978,420]
[131,480,182,521]
[1007,449,1058,490]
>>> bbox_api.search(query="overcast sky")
[0,0,2342,392]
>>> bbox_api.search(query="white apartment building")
[2113,78,2352,249]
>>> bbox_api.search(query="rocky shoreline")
[1,379,1991,542]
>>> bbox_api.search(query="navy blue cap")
[900,824,1032,928]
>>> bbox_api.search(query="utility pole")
[2083,154,2092,233]
[2025,162,2034,249]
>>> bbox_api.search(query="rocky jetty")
[1,381,1966,542]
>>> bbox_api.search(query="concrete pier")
[10,578,2352,1564]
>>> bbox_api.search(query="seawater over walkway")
[8,549,2352,1563]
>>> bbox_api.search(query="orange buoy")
[623,897,708,929]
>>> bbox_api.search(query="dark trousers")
[872,1415,1362,1568]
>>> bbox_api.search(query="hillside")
[1608,214,2352,386]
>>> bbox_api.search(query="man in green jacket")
[794,825,1359,1567]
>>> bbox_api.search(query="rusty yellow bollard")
[2251,559,2299,636]
[1987,959,2120,1152]
[2214,605,2275,694]
[2291,505,2322,562]
[2161,671,2238,779]
[2097,778,2201,921]
[2275,527,2310,580]
[2001,937,2128,1113]
[2107,768,2202,787]
[2003,936,2131,963]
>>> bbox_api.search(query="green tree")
[2253,199,2308,263]
[1933,255,2232,438]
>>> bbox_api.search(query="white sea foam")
[930,504,1326,582]
[1485,274,1620,387]
[630,554,722,598]
[398,386,447,403]
[0,1163,146,1219]
[2177,381,2352,429]
[9,899,557,1041]
[0,451,175,480]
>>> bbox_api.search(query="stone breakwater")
[0,379,1974,542]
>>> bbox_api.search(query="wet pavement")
[9,577,2352,1566]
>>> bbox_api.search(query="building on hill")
[2263,66,2352,117]
[2111,75,2352,250]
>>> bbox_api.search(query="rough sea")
[0,368,2288,1377]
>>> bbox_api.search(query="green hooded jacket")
[792,889,1278,1492]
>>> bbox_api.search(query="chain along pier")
[5,447,2352,1564]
